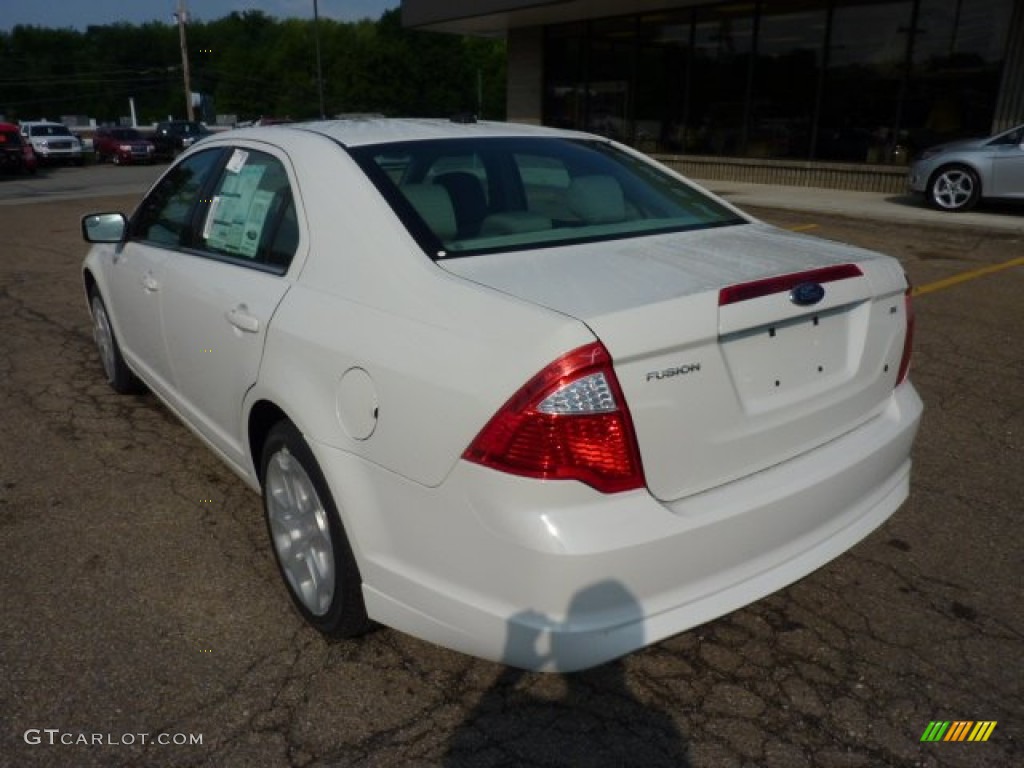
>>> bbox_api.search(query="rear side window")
[350,137,743,259]
[200,149,299,271]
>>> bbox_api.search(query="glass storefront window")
[818,0,914,163]
[544,23,586,131]
[587,17,637,143]
[904,0,1014,153]
[542,0,1014,165]
[636,11,692,152]
[749,1,828,159]
[689,6,755,156]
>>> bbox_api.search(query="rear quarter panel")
[249,135,593,487]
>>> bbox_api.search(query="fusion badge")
[646,363,701,382]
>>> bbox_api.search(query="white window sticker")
[226,148,249,174]
[205,164,269,256]
[238,190,275,258]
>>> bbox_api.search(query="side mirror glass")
[82,212,127,243]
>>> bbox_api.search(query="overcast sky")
[2,0,400,30]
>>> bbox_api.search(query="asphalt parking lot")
[1,166,1021,767]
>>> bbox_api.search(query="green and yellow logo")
[921,721,997,742]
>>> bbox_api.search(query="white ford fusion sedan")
[81,118,921,672]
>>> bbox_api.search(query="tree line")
[0,9,506,125]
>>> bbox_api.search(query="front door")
[114,148,227,397]
[156,147,302,468]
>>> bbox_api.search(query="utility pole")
[313,0,326,118]
[176,0,195,121]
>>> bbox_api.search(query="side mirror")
[82,212,127,243]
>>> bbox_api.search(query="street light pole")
[176,0,195,121]
[313,0,326,118]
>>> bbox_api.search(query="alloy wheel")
[265,446,336,616]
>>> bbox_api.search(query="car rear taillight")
[896,277,915,386]
[462,341,645,493]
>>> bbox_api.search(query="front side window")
[351,137,744,258]
[131,149,224,246]
[989,125,1024,146]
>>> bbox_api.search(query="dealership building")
[403,0,1023,190]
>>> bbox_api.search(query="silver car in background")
[908,123,1024,211]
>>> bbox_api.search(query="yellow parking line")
[789,224,819,232]
[913,256,1024,297]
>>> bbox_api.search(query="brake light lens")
[896,278,915,386]
[718,263,863,306]
[462,342,645,493]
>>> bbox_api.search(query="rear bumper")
[316,383,922,672]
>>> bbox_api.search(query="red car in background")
[93,127,155,165]
[0,122,37,174]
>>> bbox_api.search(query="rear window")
[349,137,744,259]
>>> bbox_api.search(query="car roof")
[217,118,594,148]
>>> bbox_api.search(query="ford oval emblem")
[790,281,825,306]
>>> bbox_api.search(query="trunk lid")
[441,223,911,501]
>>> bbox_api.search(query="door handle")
[226,304,260,334]
[141,273,159,292]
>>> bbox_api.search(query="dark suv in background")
[151,120,209,159]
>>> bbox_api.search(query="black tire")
[927,164,981,212]
[261,420,370,637]
[88,289,143,394]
